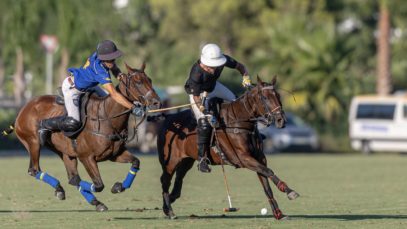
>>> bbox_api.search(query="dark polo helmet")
[96,40,123,61]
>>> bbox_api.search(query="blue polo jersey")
[68,52,112,90]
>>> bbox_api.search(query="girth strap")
[222,127,255,134]
[87,129,129,142]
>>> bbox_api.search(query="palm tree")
[376,0,392,95]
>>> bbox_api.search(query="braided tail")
[1,124,15,137]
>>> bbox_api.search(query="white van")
[348,94,407,154]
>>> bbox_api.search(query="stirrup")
[198,157,211,173]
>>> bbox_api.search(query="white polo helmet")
[200,43,227,67]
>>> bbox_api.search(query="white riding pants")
[189,81,235,120]
[61,77,108,121]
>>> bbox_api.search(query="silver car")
[258,113,320,153]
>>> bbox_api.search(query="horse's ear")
[271,75,277,85]
[125,62,135,74]
[257,75,263,84]
[140,61,146,72]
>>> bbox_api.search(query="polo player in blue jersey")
[38,40,136,145]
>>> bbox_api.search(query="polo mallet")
[220,157,239,212]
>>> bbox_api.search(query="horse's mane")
[220,85,259,111]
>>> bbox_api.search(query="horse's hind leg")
[169,158,194,203]
[78,156,107,212]
[109,150,140,194]
[20,138,65,200]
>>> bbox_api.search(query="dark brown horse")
[9,63,161,211]
[158,76,299,219]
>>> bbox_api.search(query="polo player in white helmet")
[184,43,251,172]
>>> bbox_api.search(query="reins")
[86,71,155,142]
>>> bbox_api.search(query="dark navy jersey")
[68,52,113,90]
[184,55,238,96]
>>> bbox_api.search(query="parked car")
[258,113,320,153]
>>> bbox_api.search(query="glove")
[131,103,145,117]
[118,73,126,81]
[199,105,205,112]
[242,75,251,88]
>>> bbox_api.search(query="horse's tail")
[1,124,15,137]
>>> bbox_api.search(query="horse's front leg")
[61,153,96,207]
[78,156,108,212]
[248,152,288,219]
[240,154,300,199]
[109,149,140,193]
[161,169,177,219]
[257,173,286,220]
[170,158,195,203]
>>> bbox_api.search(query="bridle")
[242,85,284,126]
[118,71,155,109]
[258,85,284,126]
[96,71,155,120]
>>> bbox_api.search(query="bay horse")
[8,63,161,211]
[158,76,299,220]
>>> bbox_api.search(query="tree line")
[0,0,407,136]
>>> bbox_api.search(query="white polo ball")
[261,208,268,215]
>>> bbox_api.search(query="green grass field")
[0,153,407,229]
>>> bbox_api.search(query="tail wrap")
[1,125,15,136]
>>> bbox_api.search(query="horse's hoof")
[287,190,300,200]
[96,203,108,212]
[55,191,66,200]
[163,208,169,216]
[279,215,290,220]
[167,212,177,220]
[111,182,125,194]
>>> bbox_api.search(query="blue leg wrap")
[78,186,96,203]
[79,180,95,192]
[122,167,139,189]
[35,172,60,188]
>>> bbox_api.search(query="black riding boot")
[197,117,212,173]
[198,143,211,173]
[38,116,81,146]
[38,116,64,146]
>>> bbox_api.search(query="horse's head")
[253,75,286,128]
[117,62,161,111]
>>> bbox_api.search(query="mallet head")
[223,207,239,212]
